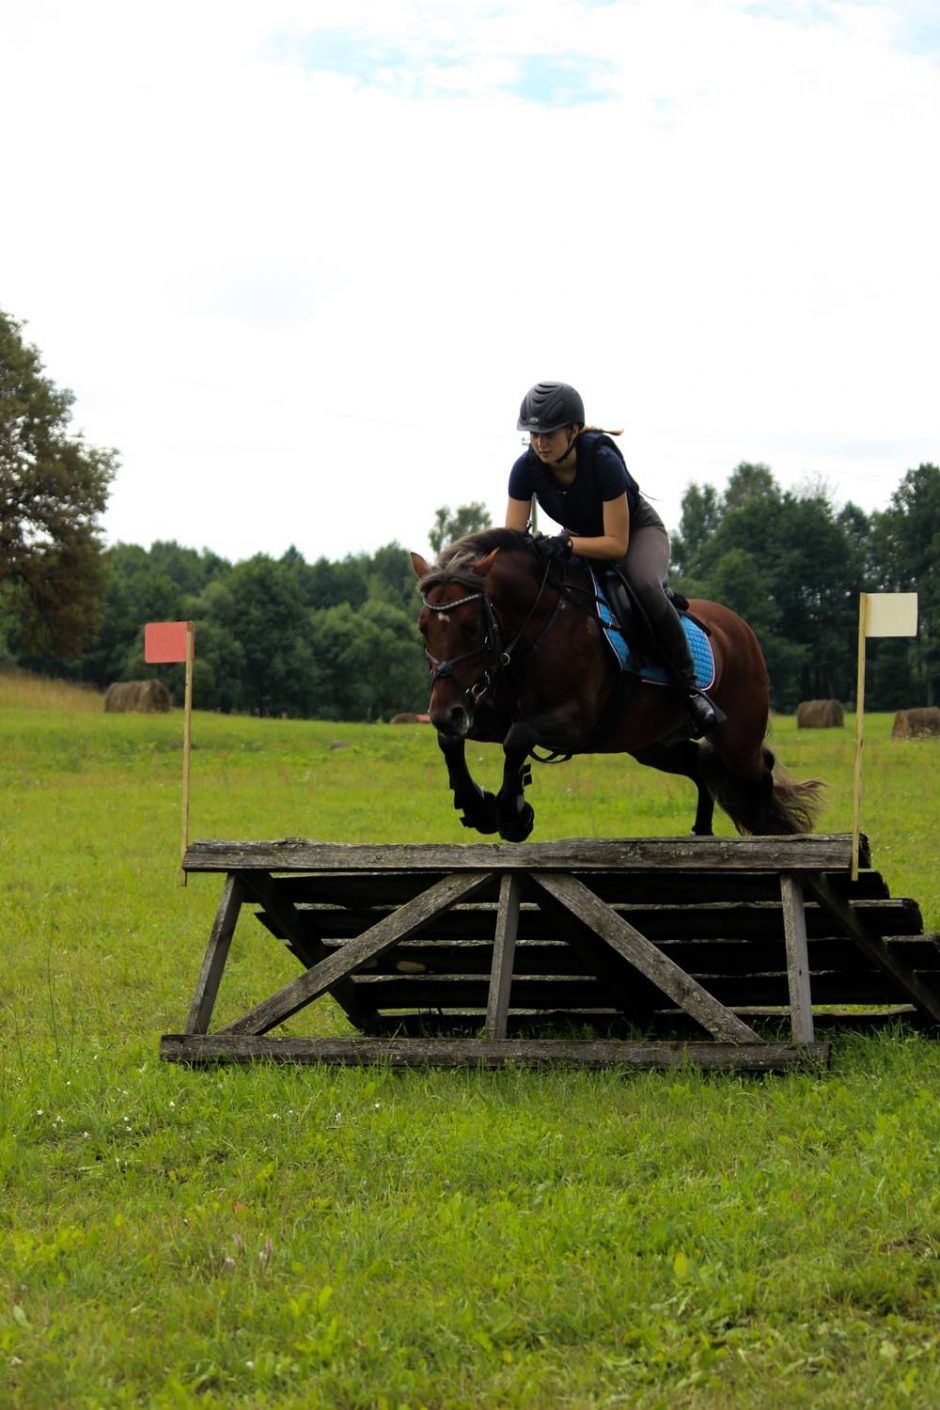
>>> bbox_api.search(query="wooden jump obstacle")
[159,834,940,1072]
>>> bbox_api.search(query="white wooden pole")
[851,594,869,881]
[179,621,195,888]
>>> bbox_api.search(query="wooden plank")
[345,976,624,1008]
[484,874,523,1040]
[345,968,940,1011]
[273,897,927,947]
[316,932,940,981]
[274,867,893,908]
[276,862,896,908]
[185,874,244,1034]
[359,1007,921,1039]
[780,873,814,1043]
[161,1033,831,1071]
[531,873,761,1044]
[184,834,864,875]
[805,874,940,1023]
[219,872,491,1037]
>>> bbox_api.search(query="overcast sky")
[2,0,938,564]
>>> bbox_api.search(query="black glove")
[533,532,573,563]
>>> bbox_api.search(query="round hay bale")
[104,679,172,713]
[892,707,940,739]
[795,699,844,728]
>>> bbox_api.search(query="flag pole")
[851,593,869,881]
[179,621,195,888]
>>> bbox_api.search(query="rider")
[506,380,720,737]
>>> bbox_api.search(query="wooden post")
[180,620,195,888]
[484,873,523,1040]
[851,594,869,882]
[779,873,814,1043]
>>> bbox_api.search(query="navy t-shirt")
[507,432,641,536]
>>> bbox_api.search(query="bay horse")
[411,528,822,841]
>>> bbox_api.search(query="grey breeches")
[614,502,673,627]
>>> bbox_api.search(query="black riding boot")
[651,600,723,737]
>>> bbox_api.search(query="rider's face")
[529,426,576,463]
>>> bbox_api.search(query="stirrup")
[685,690,724,738]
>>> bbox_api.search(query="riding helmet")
[517,382,585,434]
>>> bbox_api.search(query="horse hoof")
[498,803,535,843]
[459,791,500,834]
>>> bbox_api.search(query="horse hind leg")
[632,740,715,836]
[699,741,824,836]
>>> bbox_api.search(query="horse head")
[411,529,538,738]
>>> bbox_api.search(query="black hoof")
[459,790,500,834]
[498,802,535,842]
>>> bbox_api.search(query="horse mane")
[418,528,532,595]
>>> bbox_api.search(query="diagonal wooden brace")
[220,871,491,1036]
[531,872,761,1044]
[805,873,940,1023]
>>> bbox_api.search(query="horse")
[411,528,822,841]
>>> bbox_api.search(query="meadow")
[2,671,940,1409]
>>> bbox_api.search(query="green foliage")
[869,466,940,706]
[429,501,493,555]
[0,310,117,656]
[673,463,940,712]
[2,706,940,1407]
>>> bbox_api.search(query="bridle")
[419,557,562,705]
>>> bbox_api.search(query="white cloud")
[1,0,937,564]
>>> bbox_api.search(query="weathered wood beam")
[531,873,762,1044]
[160,1034,830,1071]
[185,874,244,1034]
[484,873,523,1041]
[219,871,491,1037]
[780,873,814,1043]
[184,834,866,875]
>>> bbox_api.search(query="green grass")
[2,691,940,1408]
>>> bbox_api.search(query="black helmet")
[517,382,585,434]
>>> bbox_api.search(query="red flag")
[145,621,193,664]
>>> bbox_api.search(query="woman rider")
[505,381,719,737]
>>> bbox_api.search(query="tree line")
[2,307,938,717]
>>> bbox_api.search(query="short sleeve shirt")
[507,433,641,536]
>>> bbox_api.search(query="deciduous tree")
[0,311,117,654]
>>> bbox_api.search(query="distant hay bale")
[390,712,431,724]
[892,707,940,740]
[104,680,172,714]
[795,699,844,728]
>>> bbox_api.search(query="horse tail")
[698,743,825,836]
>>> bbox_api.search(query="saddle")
[586,565,716,691]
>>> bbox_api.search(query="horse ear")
[411,552,430,578]
[472,549,500,577]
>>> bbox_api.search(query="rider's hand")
[534,532,573,563]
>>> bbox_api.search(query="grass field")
[2,674,940,1408]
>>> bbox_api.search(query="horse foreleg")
[437,733,500,834]
[632,740,715,836]
[495,721,538,842]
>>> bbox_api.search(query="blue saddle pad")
[586,564,715,690]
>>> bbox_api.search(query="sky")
[2,0,938,564]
